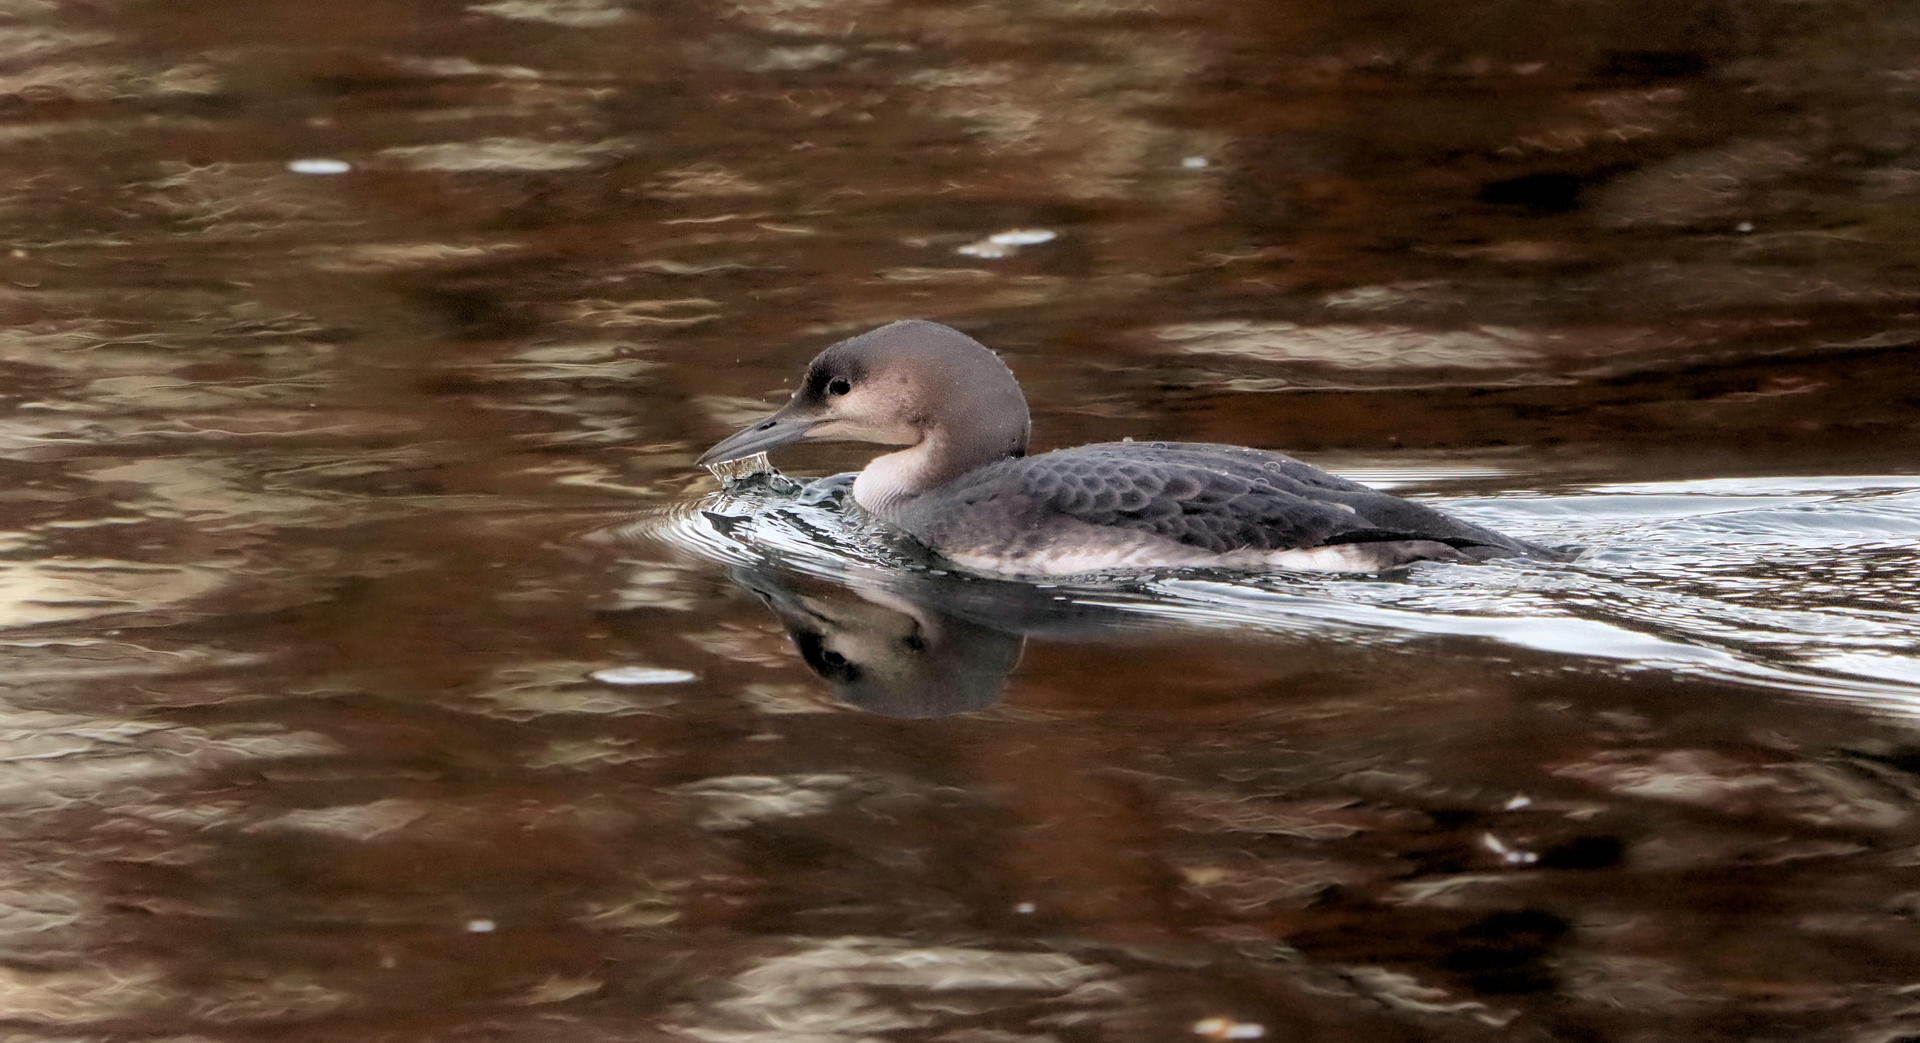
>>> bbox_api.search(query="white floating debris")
[987,228,1056,246]
[1735,221,1754,233]
[1481,831,1539,865]
[955,228,1057,259]
[590,666,697,686]
[288,158,352,175]
[1194,1017,1267,1040]
[1182,156,1210,169]
[466,919,497,933]
[1504,794,1532,810]
[1014,901,1036,914]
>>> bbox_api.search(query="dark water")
[5,0,1920,1039]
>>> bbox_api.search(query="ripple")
[631,471,930,580]
[1158,321,1540,369]
[636,469,1920,716]
[0,560,225,627]
[667,937,1111,1042]
[379,136,634,172]
[467,0,627,26]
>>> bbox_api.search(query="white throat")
[852,440,937,517]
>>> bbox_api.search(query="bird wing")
[959,443,1522,555]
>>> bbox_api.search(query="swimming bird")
[697,320,1560,576]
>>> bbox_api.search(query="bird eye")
[827,377,851,396]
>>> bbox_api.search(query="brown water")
[5,0,1920,1039]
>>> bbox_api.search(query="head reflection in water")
[728,566,1023,718]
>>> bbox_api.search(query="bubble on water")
[956,228,1057,258]
[590,666,697,685]
[987,228,1056,246]
[288,158,351,175]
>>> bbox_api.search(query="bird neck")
[852,424,1018,517]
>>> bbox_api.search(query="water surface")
[4,0,1920,1039]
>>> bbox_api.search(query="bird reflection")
[710,544,1167,717]
[727,565,1023,717]
[593,471,1179,717]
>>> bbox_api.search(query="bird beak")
[696,400,824,466]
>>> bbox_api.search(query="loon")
[696,320,1561,576]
